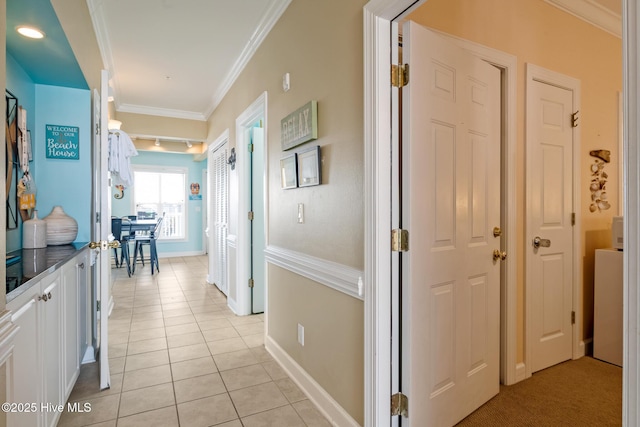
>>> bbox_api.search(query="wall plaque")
[281,100,317,150]
[45,124,79,159]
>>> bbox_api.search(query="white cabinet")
[8,284,42,427]
[7,248,89,427]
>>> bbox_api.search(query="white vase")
[23,210,47,249]
[43,206,78,245]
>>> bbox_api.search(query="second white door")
[526,67,577,374]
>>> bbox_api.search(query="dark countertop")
[6,242,89,303]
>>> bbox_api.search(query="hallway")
[58,256,330,426]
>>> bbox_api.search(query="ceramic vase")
[22,210,47,249]
[43,206,78,245]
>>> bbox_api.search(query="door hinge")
[248,278,254,288]
[391,64,409,88]
[248,143,254,153]
[248,211,254,221]
[571,311,576,325]
[391,229,409,252]
[391,392,408,417]
[571,212,576,226]
[571,110,579,127]
[96,212,101,223]
[97,301,101,312]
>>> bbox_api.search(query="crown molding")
[545,0,621,38]
[204,0,292,119]
[116,103,207,121]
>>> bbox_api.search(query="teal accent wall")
[112,150,207,256]
[33,85,92,243]
[6,53,36,252]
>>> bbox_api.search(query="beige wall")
[206,0,366,423]
[408,0,622,361]
[115,111,208,142]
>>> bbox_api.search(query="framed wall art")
[280,153,298,189]
[297,145,321,187]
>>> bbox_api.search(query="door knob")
[533,236,551,248]
[493,249,507,261]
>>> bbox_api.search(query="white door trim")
[623,2,640,425]
[235,92,268,316]
[524,63,582,379]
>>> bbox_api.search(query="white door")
[526,75,575,373]
[209,142,229,295]
[92,69,112,390]
[401,22,501,427]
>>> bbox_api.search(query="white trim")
[515,362,527,383]
[364,1,415,426]
[235,92,268,316]
[264,246,364,301]
[524,63,582,378]
[265,336,359,427]
[156,250,206,258]
[623,1,639,424]
[432,30,520,386]
[545,0,621,38]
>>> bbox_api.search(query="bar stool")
[132,216,163,275]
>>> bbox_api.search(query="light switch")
[283,73,290,92]
[297,203,304,224]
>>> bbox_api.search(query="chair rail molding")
[264,245,363,301]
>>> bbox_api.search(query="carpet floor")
[456,357,622,426]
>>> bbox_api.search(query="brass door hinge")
[571,311,576,325]
[248,211,254,221]
[391,392,408,417]
[571,213,576,226]
[391,229,409,252]
[248,278,254,288]
[248,143,254,152]
[392,64,409,88]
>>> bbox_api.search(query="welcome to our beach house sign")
[281,101,317,150]
[45,124,79,160]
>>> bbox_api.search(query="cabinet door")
[41,273,63,427]
[61,254,81,399]
[8,287,43,427]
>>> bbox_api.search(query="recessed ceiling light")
[16,26,45,39]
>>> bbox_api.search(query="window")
[132,166,187,239]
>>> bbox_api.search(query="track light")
[155,138,160,147]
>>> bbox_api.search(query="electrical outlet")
[297,323,305,346]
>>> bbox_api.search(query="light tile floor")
[58,255,330,427]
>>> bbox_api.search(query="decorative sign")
[281,100,318,150]
[45,124,79,160]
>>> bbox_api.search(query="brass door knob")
[493,249,507,261]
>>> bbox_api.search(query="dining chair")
[111,218,131,276]
[132,216,163,275]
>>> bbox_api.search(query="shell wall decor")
[589,149,611,212]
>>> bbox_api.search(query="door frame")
[234,92,268,316]
[524,63,583,378]
[364,0,639,426]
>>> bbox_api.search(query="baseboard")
[265,336,361,427]
[157,250,206,258]
[515,362,527,382]
[580,338,592,358]
[82,346,96,364]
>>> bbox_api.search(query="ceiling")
[5,0,620,123]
